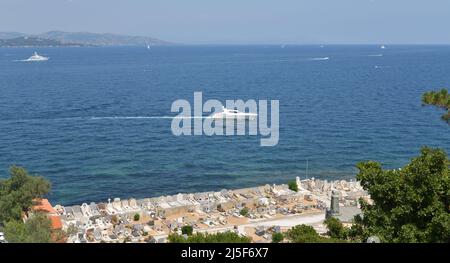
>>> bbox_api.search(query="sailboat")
[147,44,150,50]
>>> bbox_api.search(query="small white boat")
[309,57,329,61]
[380,45,386,49]
[210,107,258,120]
[25,52,49,61]
[147,44,150,49]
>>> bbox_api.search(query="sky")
[1,0,449,44]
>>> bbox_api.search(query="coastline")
[50,177,369,243]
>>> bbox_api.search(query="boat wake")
[307,57,329,61]
[368,54,383,57]
[15,58,49,62]
[89,116,208,120]
[374,65,391,69]
[0,116,210,124]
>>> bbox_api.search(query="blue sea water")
[0,45,449,205]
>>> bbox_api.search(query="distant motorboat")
[309,57,329,61]
[25,52,49,61]
[210,107,258,120]
[380,45,386,49]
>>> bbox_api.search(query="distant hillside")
[0,31,173,47]
[38,31,172,46]
[0,32,27,39]
[0,36,86,47]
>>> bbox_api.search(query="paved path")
[245,212,325,227]
[153,212,326,240]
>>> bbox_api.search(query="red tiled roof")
[32,198,56,214]
[49,215,63,230]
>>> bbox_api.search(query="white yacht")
[210,107,258,120]
[380,45,386,49]
[25,52,49,61]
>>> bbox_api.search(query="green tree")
[3,213,52,243]
[324,217,347,240]
[347,214,365,242]
[0,166,51,222]
[422,89,450,123]
[168,231,251,243]
[288,180,298,192]
[354,147,450,243]
[168,233,187,243]
[133,213,140,221]
[240,207,249,217]
[286,224,326,243]
[66,224,79,236]
[271,232,284,243]
[0,166,53,243]
[181,225,193,236]
[2,220,27,242]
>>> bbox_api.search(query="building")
[31,199,63,231]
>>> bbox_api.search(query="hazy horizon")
[1,0,450,44]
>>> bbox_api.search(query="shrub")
[240,207,249,217]
[288,180,298,192]
[169,231,251,243]
[133,213,140,221]
[181,225,193,236]
[272,232,284,243]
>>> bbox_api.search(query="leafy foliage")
[288,180,298,192]
[0,166,53,243]
[324,217,348,240]
[271,232,284,243]
[66,224,79,236]
[133,213,140,221]
[285,224,342,243]
[422,89,450,123]
[181,225,193,236]
[3,213,52,243]
[168,231,251,243]
[354,147,450,243]
[239,207,249,217]
[0,166,51,223]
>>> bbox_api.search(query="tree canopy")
[288,180,298,192]
[181,225,193,236]
[0,166,51,223]
[285,224,343,243]
[324,217,348,240]
[0,166,53,243]
[3,213,53,243]
[271,232,284,243]
[353,147,450,243]
[422,88,450,123]
[239,207,249,217]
